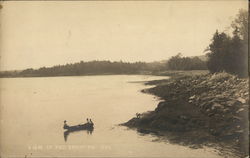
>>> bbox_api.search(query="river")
[0,75,223,157]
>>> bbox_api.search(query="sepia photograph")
[0,1,249,158]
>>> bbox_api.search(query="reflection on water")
[64,128,94,142]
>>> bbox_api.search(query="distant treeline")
[0,61,167,77]
[0,57,208,77]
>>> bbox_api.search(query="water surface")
[0,75,222,157]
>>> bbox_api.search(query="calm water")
[0,75,223,158]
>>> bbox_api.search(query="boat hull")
[64,123,94,132]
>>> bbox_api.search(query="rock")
[226,100,237,107]
[211,102,223,110]
[237,97,246,104]
[242,104,248,107]
[223,108,230,112]
[211,85,217,89]
[189,95,196,100]
[235,130,244,133]
[200,81,206,85]
[156,102,166,111]
[180,115,189,120]
[233,116,242,120]
[208,113,215,117]
[200,102,208,108]
[236,108,244,113]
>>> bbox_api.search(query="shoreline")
[0,70,208,78]
[122,72,249,158]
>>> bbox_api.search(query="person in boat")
[63,120,69,129]
[86,118,89,124]
[89,119,94,125]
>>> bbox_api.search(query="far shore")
[0,70,208,78]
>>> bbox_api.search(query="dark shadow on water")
[135,128,243,158]
[64,128,94,142]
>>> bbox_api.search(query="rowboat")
[63,123,94,132]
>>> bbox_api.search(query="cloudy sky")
[0,1,248,70]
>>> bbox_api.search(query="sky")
[0,1,248,71]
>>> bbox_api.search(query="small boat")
[64,123,94,132]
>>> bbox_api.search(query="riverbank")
[123,72,249,157]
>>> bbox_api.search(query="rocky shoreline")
[122,72,249,157]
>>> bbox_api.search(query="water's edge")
[122,73,249,158]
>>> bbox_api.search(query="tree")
[207,30,231,73]
[231,9,248,41]
[206,9,248,77]
[167,53,207,70]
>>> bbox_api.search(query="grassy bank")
[122,72,249,157]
